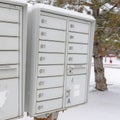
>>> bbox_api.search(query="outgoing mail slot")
[69,21,89,33]
[0,65,18,79]
[67,64,87,75]
[0,22,19,36]
[38,53,64,65]
[68,43,88,54]
[69,32,89,44]
[36,98,62,113]
[39,41,65,53]
[68,54,87,64]
[40,15,66,30]
[0,37,19,50]
[38,65,64,77]
[39,28,65,42]
[36,87,63,101]
[0,7,19,22]
[37,76,64,89]
[0,51,18,64]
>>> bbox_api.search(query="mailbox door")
[65,75,86,107]
[0,79,18,120]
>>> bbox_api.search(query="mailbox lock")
[40,56,45,61]
[39,69,45,73]
[38,105,44,110]
[38,93,44,98]
[69,46,73,50]
[68,57,73,61]
[41,32,46,36]
[70,35,74,39]
[70,24,74,28]
[41,19,47,24]
[40,44,46,49]
[39,81,44,86]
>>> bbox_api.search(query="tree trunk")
[93,39,107,91]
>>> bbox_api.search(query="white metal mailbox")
[25,4,95,117]
[0,0,27,120]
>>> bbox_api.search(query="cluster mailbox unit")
[0,0,27,120]
[26,4,95,117]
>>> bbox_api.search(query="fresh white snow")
[20,57,120,120]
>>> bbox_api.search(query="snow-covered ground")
[58,57,120,120]
[20,57,120,120]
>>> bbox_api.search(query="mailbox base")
[34,112,58,120]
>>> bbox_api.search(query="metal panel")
[0,65,18,79]
[40,15,66,30]
[39,41,65,53]
[25,4,95,117]
[0,7,19,22]
[37,76,64,89]
[68,43,88,54]
[67,64,87,75]
[36,99,62,113]
[69,32,89,43]
[0,37,18,50]
[69,21,89,33]
[38,65,64,77]
[38,53,64,65]
[0,51,18,64]
[39,28,66,42]
[0,22,19,36]
[0,1,27,120]
[65,75,86,107]
[36,87,63,101]
[0,79,18,120]
[68,54,87,64]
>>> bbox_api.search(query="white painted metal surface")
[37,77,64,89]
[69,32,89,43]
[0,65,18,79]
[0,79,19,119]
[40,15,66,30]
[26,3,95,117]
[0,51,18,64]
[36,99,63,113]
[38,53,64,64]
[69,21,89,33]
[0,23,19,36]
[0,7,19,22]
[68,43,88,54]
[67,54,87,64]
[37,65,64,77]
[36,88,63,101]
[39,41,65,53]
[39,28,66,41]
[0,37,19,50]
[66,75,86,107]
[0,1,27,120]
[67,65,87,75]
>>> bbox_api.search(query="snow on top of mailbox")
[33,4,95,22]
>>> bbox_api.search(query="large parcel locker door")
[0,1,27,120]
